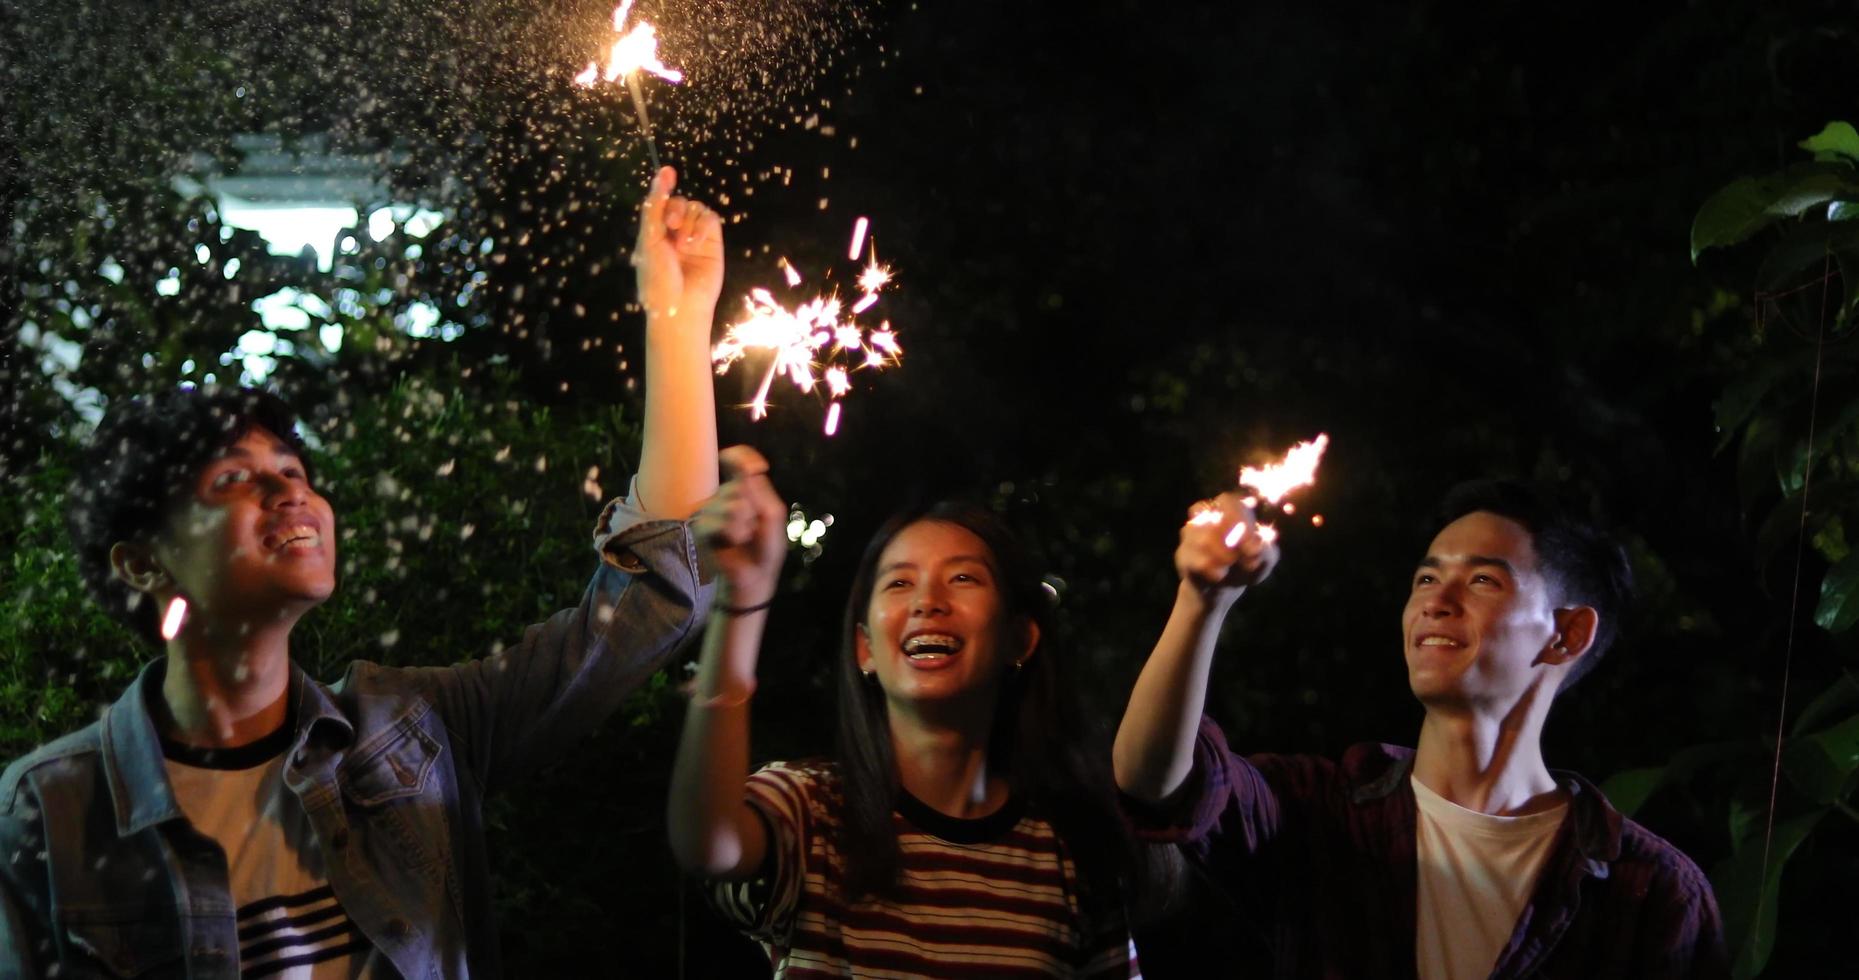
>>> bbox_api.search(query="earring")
[1012,660,1025,673]
[861,668,876,680]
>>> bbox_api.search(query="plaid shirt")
[1130,720,1727,979]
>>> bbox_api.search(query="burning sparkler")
[711,217,902,434]
[575,1,683,170]
[1191,434,1331,548]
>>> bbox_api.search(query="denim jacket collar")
[102,658,356,838]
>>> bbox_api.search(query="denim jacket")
[0,496,711,979]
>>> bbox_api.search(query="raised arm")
[632,166,723,519]
[669,446,788,878]
[1114,491,1277,801]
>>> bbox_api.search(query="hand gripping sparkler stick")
[1190,434,1331,548]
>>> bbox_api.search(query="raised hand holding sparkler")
[632,165,724,516]
[1182,492,1281,600]
[634,166,724,322]
[1179,433,1330,594]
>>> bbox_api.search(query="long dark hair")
[832,501,1177,916]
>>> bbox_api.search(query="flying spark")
[160,596,189,641]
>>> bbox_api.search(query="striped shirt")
[710,760,1139,979]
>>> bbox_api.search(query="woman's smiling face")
[855,520,1033,707]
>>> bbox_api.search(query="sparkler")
[711,217,902,434]
[575,1,683,171]
[1191,434,1331,548]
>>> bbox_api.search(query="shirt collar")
[101,658,355,837]
[1346,741,1623,870]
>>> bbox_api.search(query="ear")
[109,541,169,596]
[855,622,874,673]
[1543,606,1599,667]
[1013,617,1042,669]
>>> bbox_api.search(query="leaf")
[1600,767,1664,817]
[1834,201,1859,222]
[1600,741,1753,817]
[1798,122,1859,164]
[1816,553,1859,633]
[1791,673,1859,736]
[1692,163,1859,263]
[1713,358,1798,453]
[1713,808,1825,980]
[1782,711,1859,803]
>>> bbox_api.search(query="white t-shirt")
[1411,775,1568,980]
[163,727,378,979]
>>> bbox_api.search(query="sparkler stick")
[626,75,662,171]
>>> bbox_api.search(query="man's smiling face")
[1401,510,1563,709]
[146,426,337,630]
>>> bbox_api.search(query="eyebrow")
[1416,555,1516,575]
[877,555,993,575]
[209,443,304,468]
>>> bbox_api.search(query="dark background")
[4,0,1855,975]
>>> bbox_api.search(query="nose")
[909,580,949,617]
[261,471,309,509]
[1420,581,1461,618]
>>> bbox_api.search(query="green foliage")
[1646,121,1859,978]
[289,368,646,680]
[0,457,146,755]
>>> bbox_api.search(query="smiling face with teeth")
[854,520,1039,709]
[1401,511,1569,708]
[137,427,338,636]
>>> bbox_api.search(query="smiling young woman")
[671,475,1168,978]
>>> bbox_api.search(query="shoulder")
[0,721,106,812]
[748,758,840,800]
[328,659,436,716]
[746,759,840,822]
[1614,816,1716,907]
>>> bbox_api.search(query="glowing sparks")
[857,259,893,295]
[573,2,682,169]
[1238,434,1330,503]
[577,0,684,88]
[712,218,904,430]
[848,217,870,260]
[1187,434,1331,552]
[160,596,188,641]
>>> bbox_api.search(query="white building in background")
[175,133,446,381]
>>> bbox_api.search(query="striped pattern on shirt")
[238,885,370,978]
[710,760,1139,979]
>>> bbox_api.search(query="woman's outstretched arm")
[668,446,788,878]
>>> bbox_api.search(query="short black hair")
[65,386,313,646]
[1429,479,1634,692]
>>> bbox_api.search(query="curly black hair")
[65,386,313,646]
[1429,479,1634,692]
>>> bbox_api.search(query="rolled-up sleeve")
[1122,718,1286,864]
[361,483,715,794]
